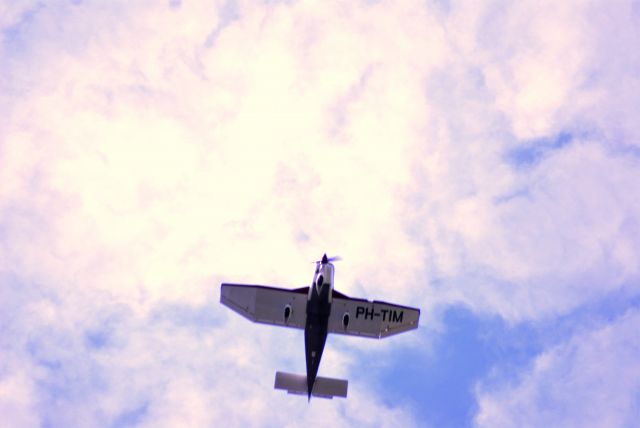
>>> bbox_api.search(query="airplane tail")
[274,371,348,399]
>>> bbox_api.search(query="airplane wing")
[220,283,308,329]
[328,296,420,338]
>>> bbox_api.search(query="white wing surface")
[220,283,308,329]
[328,297,420,338]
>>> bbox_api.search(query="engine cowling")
[283,304,292,323]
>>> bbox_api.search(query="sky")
[1,0,639,427]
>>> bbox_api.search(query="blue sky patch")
[112,401,150,428]
[353,306,543,427]
[507,132,574,168]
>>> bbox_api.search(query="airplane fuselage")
[220,253,421,399]
[304,255,335,399]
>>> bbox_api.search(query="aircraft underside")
[220,254,420,400]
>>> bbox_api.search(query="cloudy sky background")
[1,0,640,426]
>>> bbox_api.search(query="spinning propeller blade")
[315,253,341,264]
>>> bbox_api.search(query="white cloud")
[0,371,39,428]
[405,0,640,321]
[2,0,640,426]
[443,141,640,321]
[475,309,640,428]
[477,1,591,139]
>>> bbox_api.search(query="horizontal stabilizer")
[274,371,348,399]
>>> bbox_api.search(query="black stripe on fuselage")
[304,282,331,400]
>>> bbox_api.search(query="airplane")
[220,254,420,400]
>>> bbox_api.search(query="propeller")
[314,253,342,264]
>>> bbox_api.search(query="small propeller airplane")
[220,254,420,400]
